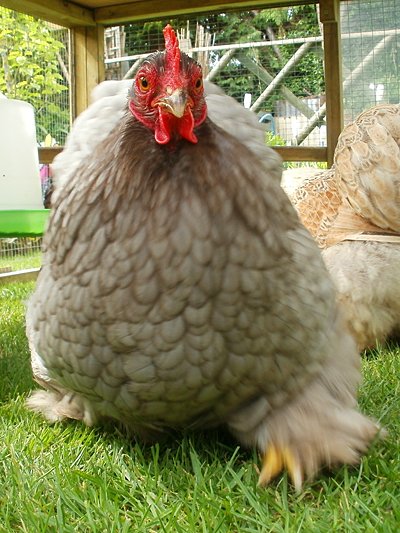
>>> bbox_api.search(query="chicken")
[26,25,379,490]
[291,103,400,350]
[50,79,281,204]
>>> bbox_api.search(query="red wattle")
[178,108,198,144]
[154,107,171,145]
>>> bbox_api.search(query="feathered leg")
[228,316,382,490]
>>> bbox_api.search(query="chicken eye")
[194,77,203,92]
[138,76,150,92]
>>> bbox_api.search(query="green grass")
[0,282,399,532]
[0,251,42,272]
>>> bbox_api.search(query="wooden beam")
[250,41,314,112]
[73,25,105,116]
[0,268,40,285]
[237,52,315,119]
[295,103,326,146]
[38,147,63,164]
[0,0,95,27]
[319,0,343,166]
[86,25,106,100]
[38,146,326,164]
[95,0,315,25]
[273,146,327,162]
[74,27,87,117]
[206,49,237,82]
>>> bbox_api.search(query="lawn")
[0,282,399,532]
[0,250,42,272]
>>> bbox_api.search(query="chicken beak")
[155,89,188,118]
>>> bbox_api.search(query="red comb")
[163,24,181,76]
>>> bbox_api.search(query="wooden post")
[319,0,343,166]
[250,41,314,113]
[206,48,236,82]
[72,25,105,117]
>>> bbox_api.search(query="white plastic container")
[0,99,43,209]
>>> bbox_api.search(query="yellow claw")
[258,444,303,491]
[258,443,283,486]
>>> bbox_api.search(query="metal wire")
[0,238,42,272]
[341,0,400,122]
[104,6,326,147]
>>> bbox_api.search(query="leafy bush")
[0,8,70,144]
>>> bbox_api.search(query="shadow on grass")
[0,325,35,404]
[98,420,251,470]
[0,352,35,404]
[0,281,36,403]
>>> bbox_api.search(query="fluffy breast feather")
[31,115,333,428]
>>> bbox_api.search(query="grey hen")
[27,24,379,490]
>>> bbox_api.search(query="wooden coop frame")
[0,0,343,165]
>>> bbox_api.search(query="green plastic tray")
[0,209,50,237]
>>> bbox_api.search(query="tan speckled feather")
[335,104,400,232]
[289,167,341,248]
[290,104,400,350]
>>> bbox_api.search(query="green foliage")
[265,131,286,146]
[217,6,324,105]
[123,6,324,110]
[283,161,328,170]
[0,8,70,144]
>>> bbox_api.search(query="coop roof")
[0,0,315,26]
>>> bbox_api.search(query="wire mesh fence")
[103,0,399,145]
[0,6,71,147]
[340,0,400,123]
[104,5,326,147]
[1,1,398,150]
[0,7,70,273]
[0,238,42,273]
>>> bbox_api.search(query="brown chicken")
[26,25,379,490]
[291,104,400,350]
